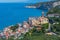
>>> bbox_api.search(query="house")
[23,21,30,29]
[28,17,40,26]
[28,11,48,26]
[46,32,57,35]
[38,17,48,24]
[31,18,40,26]
[47,13,60,18]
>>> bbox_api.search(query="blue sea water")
[0,3,48,30]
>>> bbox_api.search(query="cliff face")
[37,2,53,10]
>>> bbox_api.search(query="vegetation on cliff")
[47,5,60,14]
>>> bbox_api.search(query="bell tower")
[42,11,44,17]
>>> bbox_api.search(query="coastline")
[0,11,50,39]
[0,0,60,40]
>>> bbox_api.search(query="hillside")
[25,1,56,10]
[47,5,60,15]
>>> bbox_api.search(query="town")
[0,11,49,39]
[0,1,60,40]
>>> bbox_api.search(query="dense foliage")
[22,32,60,40]
[47,5,60,15]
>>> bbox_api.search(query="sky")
[0,0,55,3]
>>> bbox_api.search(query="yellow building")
[31,18,40,26]
[38,11,49,24]
[29,17,40,26]
[28,11,49,26]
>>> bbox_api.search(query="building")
[23,21,30,29]
[47,13,60,18]
[29,17,40,26]
[38,11,49,24]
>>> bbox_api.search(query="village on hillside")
[0,1,60,40]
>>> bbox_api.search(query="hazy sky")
[0,0,28,2]
[0,0,54,3]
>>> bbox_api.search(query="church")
[28,11,49,27]
[38,11,49,24]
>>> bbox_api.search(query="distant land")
[25,1,59,10]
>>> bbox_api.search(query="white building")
[53,1,60,7]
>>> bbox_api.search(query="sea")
[0,3,48,30]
